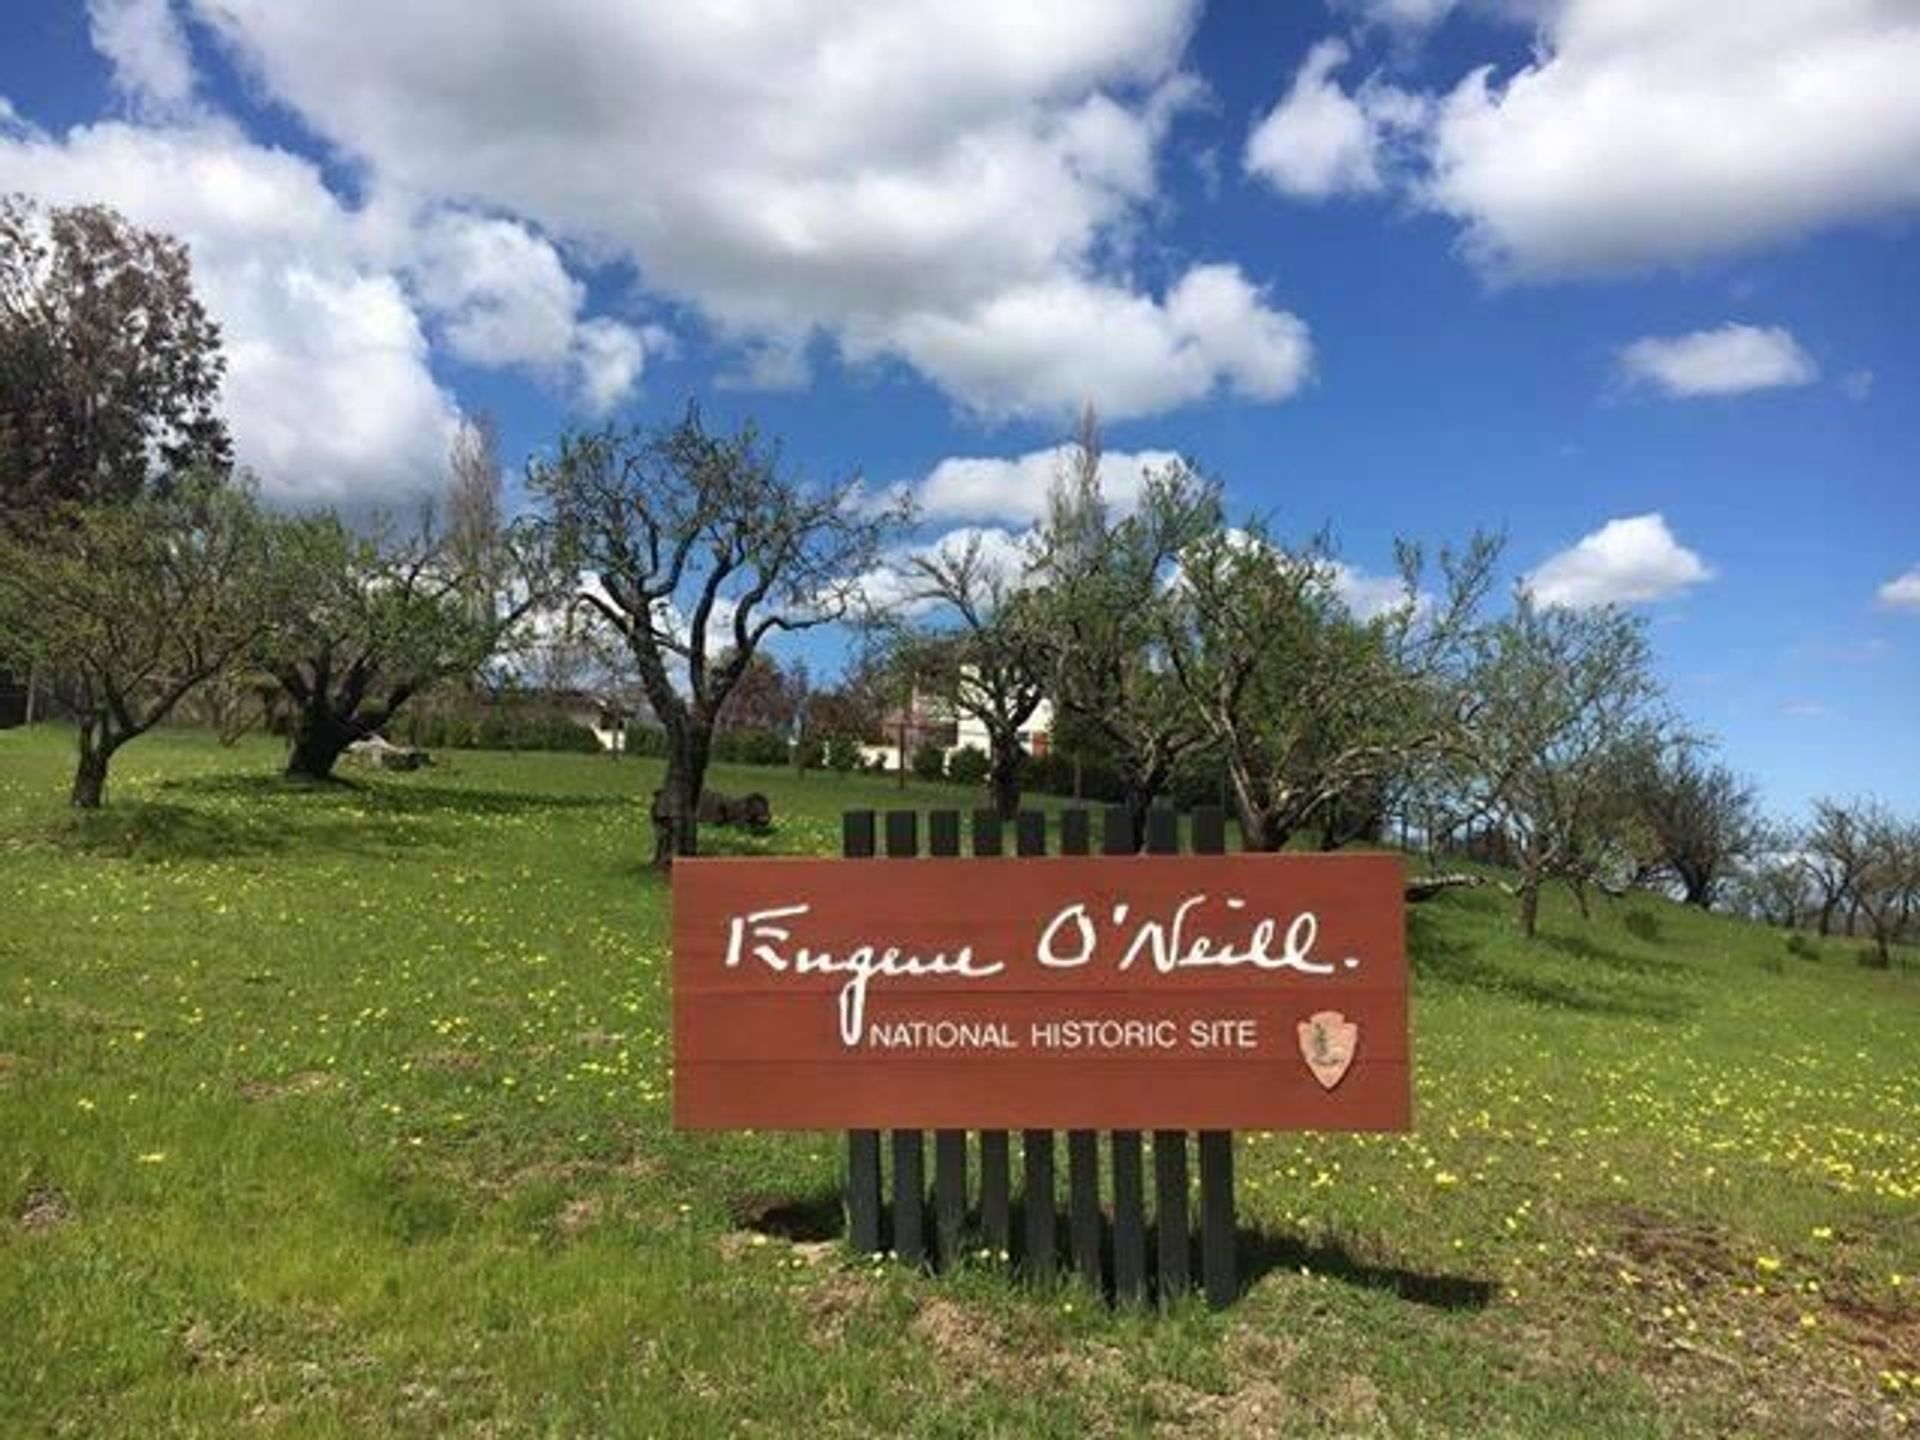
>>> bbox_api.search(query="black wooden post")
[1189,804,1238,1308]
[928,809,967,1269]
[842,811,882,1255]
[970,809,1011,1260]
[885,811,926,1267]
[1015,809,1054,1279]
[1145,807,1190,1301]
[1103,805,1149,1303]
[1058,807,1103,1291]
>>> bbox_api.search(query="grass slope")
[2,727,1915,1438]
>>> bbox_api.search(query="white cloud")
[1329,560,1421,620]
[1878,566,1920,611]
[1418,0,1920,278]
[1244,39,1385,199]
[88,0,196,110]
[408,211,654,414]
[915,443,1185,526]
[1617,323,1818,398]
[1524,513,1715,609]
[187,0,1313,422]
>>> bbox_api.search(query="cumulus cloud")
[408,211,654,414]
[1254,2,1920,280]
[187,0,1312,421]
[88,0,196,110]
[1244,40,1386,199]
[1617,323,1818,398]
[1878,565,1920,611]
[1419,0,1920,278]
[914,443,1185,526]
[1524,514,1714,609]
[1328,560,1423,620]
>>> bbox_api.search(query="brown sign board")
[672,853,1409,1132]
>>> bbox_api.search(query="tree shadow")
[1410,911,1696,1022]
[729,1187,843,1242]
[1236,1226,1496,1310]
[1535,929,1686,978]
[165,772,632,817]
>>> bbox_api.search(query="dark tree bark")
[70,724,113,808]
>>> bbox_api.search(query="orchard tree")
[531,406,902,865]
[269,504,547,781]
[0,475,279,806]
[1632,743,1763,907]
[1030,411,1217,848]
[1462,597,1668,937]
[1167,524,1496,852]
[896,530,1048,817]
[1,196,229,522]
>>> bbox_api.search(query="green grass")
[2,725,1915,1438]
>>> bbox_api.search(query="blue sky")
[2,1,1915,814]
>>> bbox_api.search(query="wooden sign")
[672,852,1408,1131]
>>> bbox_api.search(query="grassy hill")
[2,727,1914,1438]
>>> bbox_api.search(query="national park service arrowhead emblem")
[1297,1010,1358,1091]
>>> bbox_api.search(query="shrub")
[910,741,947,781]
[823,733,861,773]
[946,745,990,787]
[1785,932,1820,962]
[711,727,790,767]
[413,705,602,753]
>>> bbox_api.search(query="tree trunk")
[1120,782,1153,853]
[285,701,357,782]
[988,734,1022,821]
[653,732,709,868]
[70,725,112,809]
[1236,805,1285,853]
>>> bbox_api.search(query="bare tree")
[530,406,902,865]
[1802,799,1874,937]
[0,475,279,806]
[901,530,1047,818]
[1833,802,1919,965]
[1632,743,1763,908]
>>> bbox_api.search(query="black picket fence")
[839,803,1239,1308]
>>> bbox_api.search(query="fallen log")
[1405,872,1484,903]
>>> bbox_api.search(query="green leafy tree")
[0,475,280,806]
[268,506,547,782]
[1,196,229,522]
[1461,597,1668,937]
[1167,524,1497,852]
[1029,410,1218,848]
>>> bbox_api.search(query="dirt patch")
[554,1197,603,1238]
[1610,1205,1740,1287]
[0,1052,20,1085]
[16,1184,74,1233]
[237,1070,337,1101]
[798,1267,880,1342]
[909,1296,1006,1377]
[412,1047,484,1074]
